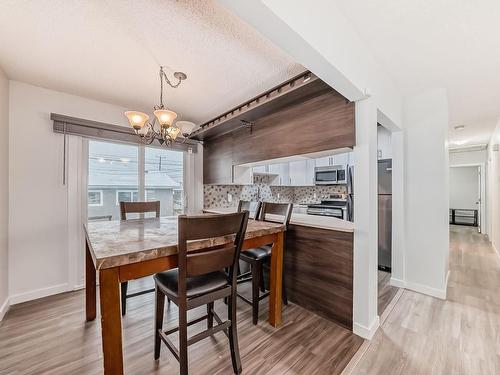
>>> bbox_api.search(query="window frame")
[88,190,103,207]
[115,190,139,205]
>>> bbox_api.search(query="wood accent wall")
[285,225,354,329]
[203,84,355,184]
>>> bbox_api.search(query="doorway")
[449,165,482,232]
[377,125,398,315]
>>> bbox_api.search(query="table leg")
[269,231,284,327]
[99,267,124,375]
[85,240,96,321]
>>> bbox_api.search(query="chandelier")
[124,66,196,146]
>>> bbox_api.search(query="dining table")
[84,215,285,375]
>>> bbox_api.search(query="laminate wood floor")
[349,226,500,375]
[378,270,398,316]
[0,280,363,374]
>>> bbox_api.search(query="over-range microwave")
[314,165,347,185]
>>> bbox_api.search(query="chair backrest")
[237,200,261,220]
[258,202,293,230]
[120,201,160,220]
[177,212,249,295]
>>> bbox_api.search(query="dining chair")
[154,211,249,375]
[120,201,161,315]
[237,200,261,220]
[237,202,292,324]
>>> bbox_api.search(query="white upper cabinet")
[269,163,289,186]
[315,156,332,167]
[289,160,315,186]
[333,153,348,166]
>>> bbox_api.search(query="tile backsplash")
[204,183,346,208]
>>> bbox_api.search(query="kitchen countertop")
[203,207,354,233]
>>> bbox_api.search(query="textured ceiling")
[334,0,500,146]
[0,0,304,124]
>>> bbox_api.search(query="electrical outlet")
[227,193,232,203]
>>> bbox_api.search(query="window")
[88,190,103,206]
[116,190,139,205]
[87,140,184,221]
[88,141,139,221]
[145,147,184,216]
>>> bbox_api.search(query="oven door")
[315,169,337,185]
[307,207,344,218]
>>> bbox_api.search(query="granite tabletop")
[84,216,284,270]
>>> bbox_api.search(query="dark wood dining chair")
[154,211,249,375]
[120,201,160,315]
[237,200,261,220]
[237,202,292,324]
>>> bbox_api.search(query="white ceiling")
[334,0,500,147]
[0,0,303,125]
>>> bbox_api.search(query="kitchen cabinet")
[289,160,315,186]
[333,152,351,166]
[203,135,233,184]
[233,165,253,185]
[269,163,289,186]
[315,152,353,169]
[315,156,332,167]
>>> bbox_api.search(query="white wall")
[353,98,379,338]
[449,167,479,209]
[377,125,392,159]
[8,81,130,303]
[487,121,500,254]
[0,66,9,320]
[396,88,450,299]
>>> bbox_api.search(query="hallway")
[348,226,500,374]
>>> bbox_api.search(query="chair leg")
[179,306,189,375]
[251,262,262,325]
[154,287,165,360]
[228,293,242,374]
[120,282,128,316]
[260,269,266,293]
[207,302,214,329]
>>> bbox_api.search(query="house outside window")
[88,190,103,206]
[116,190,139,205]
[87,140,184,221]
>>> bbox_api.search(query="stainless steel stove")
[307,194,347,219]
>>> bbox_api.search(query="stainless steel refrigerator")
[378,159,392,271]
[346,165,354,221]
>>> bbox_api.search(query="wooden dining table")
[84,215,285,375]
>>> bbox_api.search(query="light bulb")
[124,111,149,129]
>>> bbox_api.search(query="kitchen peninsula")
[204,205,354,328]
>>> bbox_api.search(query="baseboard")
[9,283,70,305]
[0,297,9,321]
[389,276,406,288]
[353,315,379,340]
[493,243,500,259]
[390,276,447,300]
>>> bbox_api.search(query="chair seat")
[240,245,272,261]
[154,270,228,299]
